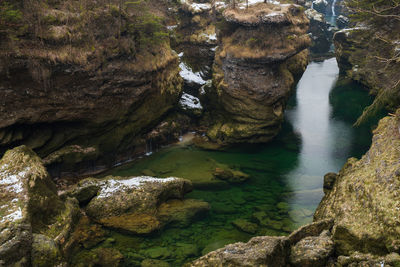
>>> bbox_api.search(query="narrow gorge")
[0,0,399,266]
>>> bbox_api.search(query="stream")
[87,58,378,266]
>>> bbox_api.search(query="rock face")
[305,8,334,55]
[191,219,334,266]
[0,146,79,266]
[315,111,400,255]
[207,3,310,144]
[334,24,400,113]
[0,0,183,175]
[72,176,209,234]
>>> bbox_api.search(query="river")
[88,58,377,266]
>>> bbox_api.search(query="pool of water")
[88,58,379,266]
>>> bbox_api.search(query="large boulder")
[191,219,333,266]
[0,146,79,266]
[207,3,310,144]
[79,176,209,234]
[305,8,334,54]
[315,111,400,255]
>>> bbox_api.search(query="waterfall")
[332,0,337,16]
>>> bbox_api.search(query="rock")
[179,93,203,117]
[157,199,210,228]
[213,167,250,183]
[192,236,289,266]
[305,9,332,54]
[31,234,62,267]
[65,216,106,250]
[312,0,328,14]
[231,219,258,234]
[141,259,171,267]
[175,243,199,258]
[315,112,400,255]
[144,247,171,259]
[75,247,124,267]
[277,202,290,212]
[323,172,337,193]
[207,3,310,144]
[84,176,209,234]
[0,146,80,266]
[0,0,183,175]
[290,230,334,267]
[336,15,349,29]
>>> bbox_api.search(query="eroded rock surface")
[0,146,79,266]
[73,176,210,234]
[207,3,310,144]
[315,111,400,255]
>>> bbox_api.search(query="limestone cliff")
[205,2,310,144]
[334,18,400,122]
[0,0,183,175]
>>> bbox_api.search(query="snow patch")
[179,93,203,110]
[98,177,178,198]
[179,62,207,85]
[1,208,23,223]
[0,169,29,194]
[167,25,178,31]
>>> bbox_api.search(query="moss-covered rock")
[82,176,209,234]
[315,111,400,255]
[0,146,82,266]
[207,3,310,144]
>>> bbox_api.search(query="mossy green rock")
[31,234,62,267]
[315,112,400,255]
[207,3,310,144]
[84,176,209,234]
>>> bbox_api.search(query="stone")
[191,236,289,266]
[213,167,250,183]
[323,172,337,193]
[312,0,328,14]
[31,234,62,267]
[141,259,170,267]
[315,113,400,255]
[336,15,349,29]
[290,230,334,267]
[231,219,258,234]
[207,3,310,144]
[175,243,199,258]
[84,176,209,234]
[144,247,171,259]
[305,9,333,54]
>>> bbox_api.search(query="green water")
[93,58,379,266]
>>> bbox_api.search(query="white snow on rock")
[0,169,28,194]
[179,93,203,110]
[238,0,280,8]
[167,25,178,31]
[181,0,211,13]
[337,26,368,37]
[98,177,178,198]
[313,0,328,5]
[1,207,23,223]
[199,32,217,44]
[305,8,324,22]
[179,62,207,85]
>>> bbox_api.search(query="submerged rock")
[83,176,209,234]
[207,3,310,144]
[231,219,258,234]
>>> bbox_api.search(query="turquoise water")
[88,58,378,266]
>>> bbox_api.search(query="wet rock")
[192,236,289,266]
[337,252,400,266]
[84,176,209,234]
[213,167,249,183]
[141,259,171,267]
[65,216,106,250]
[207,3,310,144]
[323,172,337,193]
[175,243,199,258]
[232,219,258,234]
[315,113,400,255]
[157,199,210,228]
[75,247,124,267]
[290,230,334,267]
[144,246,171,259]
